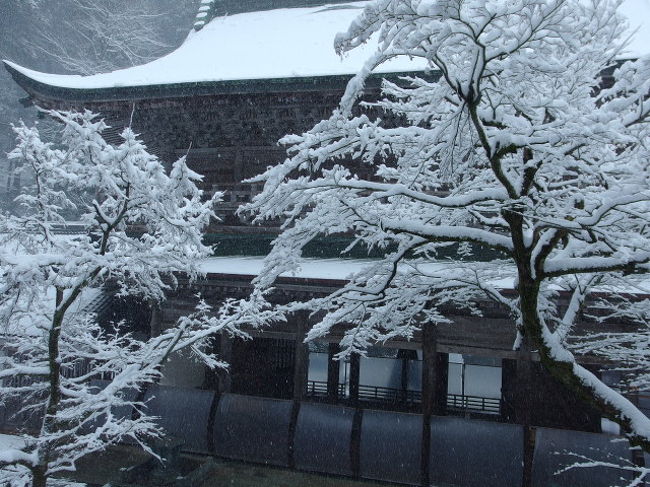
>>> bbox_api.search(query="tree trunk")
[31,466,47,487]
[34,288,66,485]
[518,272,650,452]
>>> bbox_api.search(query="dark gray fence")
[212,393,293,466]
[143,385,215,453]
[429,417,523,487]
[293,402,355,476]
[531,428,635,487]
[360,409,422,485]
[1,385,642,487]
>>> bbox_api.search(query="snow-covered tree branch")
[0,111,275,487]
[241,0,650,461]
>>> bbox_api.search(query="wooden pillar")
[217,332,232,394]
[148,300,162,338]
[293,318,309,401]
[401,354,409,403]
[500,358,518,422]
[327,342,341,402]
[349,353,361,408]
[421,325,442,417]
[502,355,535,487]
[435,352,449,414]
[420,324,448,486]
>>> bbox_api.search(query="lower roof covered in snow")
[4,0,650,101]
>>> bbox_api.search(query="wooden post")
[293,317,309,401]
[421,324,439,418]
[218,332,232,394]
[327,342,341,402]
[508,353,535,487]
[349,353,360,408]
[435,352,449,415]
[148,300,162,338]
[420,324,441,487]
[400,351,409,403]
[500,358,517,422]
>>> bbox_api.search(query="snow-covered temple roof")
[3,2,423,96]
[3,0,650,100]
[199,256,650,296]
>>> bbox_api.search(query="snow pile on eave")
[198,256,650,296]
[3,2,425,90]
[200,256,386,280]
[199,256,520,287]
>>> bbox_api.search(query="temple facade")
[4,1,650,486]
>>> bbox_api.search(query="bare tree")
[29,0,174,75]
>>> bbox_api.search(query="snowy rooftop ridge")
[3,0,650,92]
[192,0,364,31]
[3,2,426,90]
[194,0,217,31]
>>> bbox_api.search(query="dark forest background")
[0,0,199,205]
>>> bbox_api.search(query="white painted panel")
[407,360,422,391]
[464,365,502,399]
[360,356,401,389]
[307,352,328,382]
[448,362,463,395]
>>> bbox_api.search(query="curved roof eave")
[3,60,434,104]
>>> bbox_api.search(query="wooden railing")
[446,393,501,414]
[306,380,422,404]
[357,384,422,405]
[305,380,501,414]
[305,380,344,397]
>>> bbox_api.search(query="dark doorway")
[230,337,295,399]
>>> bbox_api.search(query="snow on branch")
[0,110,270,487]
[242,0,650,466]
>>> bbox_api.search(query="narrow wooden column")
[400,351,410,403]
[217,332,232,394]
[420,324,439,487]
[503,354,535,487]
[514,355,535,425]
[435,352,449,415]
[421,324,439,417]
[148,300,162,338]
[293,318,309,401]
[500,358,518,422]
[327,342,341,402]
[349,353,361,408]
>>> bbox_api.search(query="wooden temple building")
[3,1,650,486]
